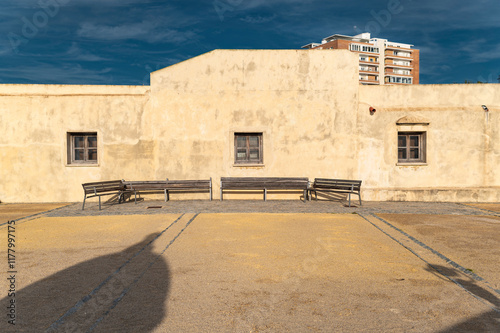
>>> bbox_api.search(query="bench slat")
[123,179,212,203]
[220,177,309,201]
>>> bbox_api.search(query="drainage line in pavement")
[87,213,200,332]
[46,213,186,332]
[358,213,500,313]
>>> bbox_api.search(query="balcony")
[385,63,412,69]
[359,74,379,84]
[385,75,413,84]
[359,59,379,65]
[359,66,378,73]
[385,52,413,60]
[359,79,379,85]
[385,45,413,52]
[385,71,411,76]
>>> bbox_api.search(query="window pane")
[409,136,419,147]
[249,136,259,147]
[410,148,419,159]
[88,149,98,161]
[236,149,247,160]
[236,137,247,148]
[398,136,406,148]
[88,136,97,148]
[249,149,260,160]
[74,137,85,148]
[398,148,407,160]
[74,149,85,160]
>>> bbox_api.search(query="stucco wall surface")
[0,85,149,202]
[147,50,360,199]
[1,51,499,203]
[358,84,500,201]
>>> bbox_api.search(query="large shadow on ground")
[1,233,170,332]
[427,264,500,332]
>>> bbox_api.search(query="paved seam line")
[45,213,186,332]
[455,203,500,217]
[0,203,73,227]
[358,213,500,313]
[370,213,493,284]
[87,213,200,332]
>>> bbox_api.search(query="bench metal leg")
[166,190,170,201]
[82,197,86,210]
[99,196,102,210]
[359,193,362,206]
[220,188,223,201]
[209,177,212,201]
[348,193,351,207]
[303,189,307,203]
[264,189,267,201]
[134,191,137,204]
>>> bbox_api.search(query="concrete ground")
[0,202,499,332]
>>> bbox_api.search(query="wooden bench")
[220,177,309,201]
[124,178,212,203]
[308,178,362,207]
[82,180,129,210]
[164,179,212,201]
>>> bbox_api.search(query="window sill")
[396,162,427,166]
[233,164,265,168]
[66,163,100,167]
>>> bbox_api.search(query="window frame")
[398,132,426,164]
[234,133,263,165]
[67,132,98,165]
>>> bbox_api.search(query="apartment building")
[302,32,419,85]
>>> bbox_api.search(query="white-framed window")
[67,132,98,164]
[394,60,410,66]
[350,44,361,52]
[388,76,412,84]
[394,51,410,57]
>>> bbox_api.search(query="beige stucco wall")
[1,50,499,203]
[358,84,500,201]
[0,84,150,202]
[147,49,360,199]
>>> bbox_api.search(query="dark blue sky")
[1,0,499,85]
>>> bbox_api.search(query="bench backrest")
[313,178,362,191]
[124,181,168,190]
[124,179,212,190]
[165,179,211,189]
[82,180,125,194]
[221,177,309,189]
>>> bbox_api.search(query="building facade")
[302,33,419,85]
[0,49,498,203]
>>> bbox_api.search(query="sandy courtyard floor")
[0,203,499,332]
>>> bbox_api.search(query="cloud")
[240,14,277,24]
[77,21,197,43]
[0,62,114,84]
[65,42,108,61]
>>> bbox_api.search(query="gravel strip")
[43,199,500,217]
